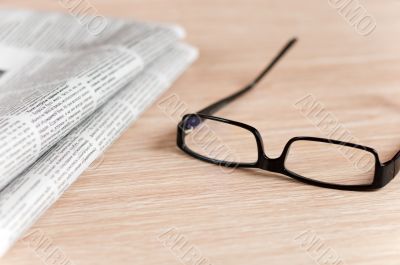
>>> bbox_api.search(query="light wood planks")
[1,1,400,264]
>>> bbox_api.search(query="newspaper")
[0,9,185,190]
[0,42,198,256]
[0,9,198,257]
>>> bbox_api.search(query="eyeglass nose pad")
[183,115,202,133]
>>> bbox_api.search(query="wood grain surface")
[1,1,400,264]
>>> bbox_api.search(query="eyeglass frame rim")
[177,113,395,191]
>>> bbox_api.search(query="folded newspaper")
[0,9,198,256]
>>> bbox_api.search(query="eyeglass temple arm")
[197,38,298,116]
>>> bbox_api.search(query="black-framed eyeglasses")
[176,38,400,191]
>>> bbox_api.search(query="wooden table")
[2,1,400,264]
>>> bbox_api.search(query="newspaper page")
[0,9,185,190]
[0,43,198,257]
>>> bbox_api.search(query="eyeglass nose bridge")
[259,154,285,173]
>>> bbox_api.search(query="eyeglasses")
[176,38,400,191]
